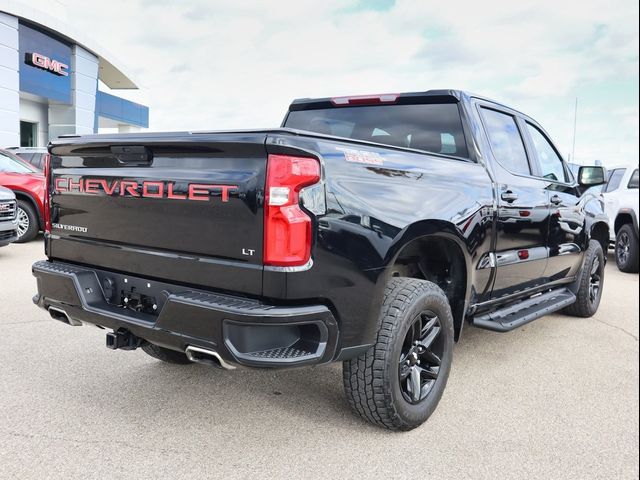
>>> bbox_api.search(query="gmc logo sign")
[54,178,239,202]
[25,52,69,77]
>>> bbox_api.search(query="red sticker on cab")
[336,147,384,166]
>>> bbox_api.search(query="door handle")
[501,191,518,203]
[550,195,562,205]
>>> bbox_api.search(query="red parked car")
[0,148,45,242]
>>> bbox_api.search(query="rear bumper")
[32,260,339,368]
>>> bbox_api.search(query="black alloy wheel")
[343,278,454,431]
[615,224,639,273]
[588,256,602,306]
[398,311,443,404]
[616,230,631,266]
[563,240,605,317]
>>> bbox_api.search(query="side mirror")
[578,166,606,186]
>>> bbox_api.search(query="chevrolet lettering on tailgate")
[54,178,238,202]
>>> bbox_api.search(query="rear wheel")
[15,200,39,243]
[141,343,192,364]
[564,240,605,317]
[342,278,454,431]
[615,224,639,273]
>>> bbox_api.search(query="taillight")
[43,153,52,234]
[264,154,320,267]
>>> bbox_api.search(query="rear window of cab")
[284,103,469,159]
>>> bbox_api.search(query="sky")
[56,0,639,166]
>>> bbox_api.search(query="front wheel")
[564,240,605,317]
[615,224,639,273]
[343,278,454,431]
[15,200,39,243]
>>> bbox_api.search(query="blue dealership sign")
[96,91,149,128]
[19,23,72,103]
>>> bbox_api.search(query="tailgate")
[48,133,267,295]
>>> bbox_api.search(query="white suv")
[603,165,639,272]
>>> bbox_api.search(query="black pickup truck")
[33,90,609,430]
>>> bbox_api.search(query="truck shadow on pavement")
[13,298,625,442]
[69,318,559,435]
[64,257,636,437]
[145,360,353,415]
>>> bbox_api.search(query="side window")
[16,153,34,163]
[0,153,30,173]
[440,133,457,154]
[525,123,567,182]
[33,154,44,169]
[480,108,531,175]
[628,169,639,189]
[605,169,625,193]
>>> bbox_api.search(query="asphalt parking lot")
[0,240,638,479]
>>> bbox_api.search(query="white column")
[0,12,19,147]
[72,45,98,135]
[48,45,98,140]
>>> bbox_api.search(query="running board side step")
[471,288,576,332]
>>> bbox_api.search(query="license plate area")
[93,270,172,317]
[120,288,158,315]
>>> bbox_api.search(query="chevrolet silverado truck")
[32,90,609,431]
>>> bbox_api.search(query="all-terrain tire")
[142,343,192,364]
[564,240,605,317]
[615,224,639,273]
[342,277,454,431]
[15,200,39,243]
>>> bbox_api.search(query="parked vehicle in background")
[0,148,45,243]
[5,147,49,171]
[603,165,639,272]
[0,186,18,247]
[32,90,609,431]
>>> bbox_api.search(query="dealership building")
[0,3,148,148]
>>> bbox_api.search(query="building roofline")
[1,1,139,89]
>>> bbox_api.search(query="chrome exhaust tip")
[185,345,236,370]
[48,306,82,326]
